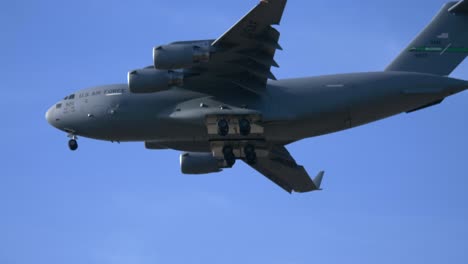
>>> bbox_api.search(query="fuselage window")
[56,103,62,109]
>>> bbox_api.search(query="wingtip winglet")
[313,171,325,190]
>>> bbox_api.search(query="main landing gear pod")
[222,145,236,167]
[239,118,251,136]
[217,118,230,136]
[243,144,257,165]
[216,117,252,137]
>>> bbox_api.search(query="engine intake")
[153,44,210,70]
[127,68,183,94]
[180,152,222,175]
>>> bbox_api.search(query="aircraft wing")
[193,0,287,94]
[246,145,324,193]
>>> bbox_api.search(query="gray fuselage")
[46,71,468,152]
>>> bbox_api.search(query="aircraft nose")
[45,106,54,125]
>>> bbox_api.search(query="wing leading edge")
[246,146,324,193]
[193,0,287,94]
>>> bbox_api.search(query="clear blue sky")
[2,0,468,263]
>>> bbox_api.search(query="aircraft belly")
[349,93,442,128]
[263,110,351,141]
[347,83,457,128]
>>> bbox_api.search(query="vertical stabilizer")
[386,1,468,76]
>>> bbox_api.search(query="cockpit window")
[63,94,75,100]
[56,103,62,109]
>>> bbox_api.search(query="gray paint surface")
[46,0,468,193]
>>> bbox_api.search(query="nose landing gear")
[67,134,78,151]
[68,139,78,151]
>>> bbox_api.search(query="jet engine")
[153,44,210,70]
[180,152,222,175]
[127,68,183,93]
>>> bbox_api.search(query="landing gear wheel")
[239,118,251,136]
[68,139,78,151]
[223,146,236,167]
[244,144,257,165]
[217,119,229,136]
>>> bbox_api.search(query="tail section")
[386,1,468,76]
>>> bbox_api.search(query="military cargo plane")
[46,0,468,193]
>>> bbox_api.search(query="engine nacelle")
[180,152,222,175]
[153,44,210,70]
[127,68,183,94]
